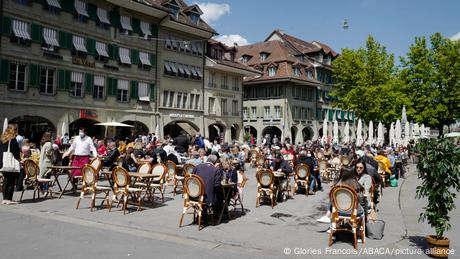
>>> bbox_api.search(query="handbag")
[366,219,385,240]
[390,175,398,187]
[0,140,20,173]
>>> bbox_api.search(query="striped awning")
[74,0,89,17]
[71,72,84,83]
[96,41,109,57]
[94,75,105,86]
[118,80,129,90]
[138,82,149,101]
[43,28,59,47]
[13,19,31,40]
[182,64,191,76]
[72,35,87,52]
[97,8,110,24]
[46,0,61,8]
[194,66,203,77]
[140,21,151,36]
[119,48,131,64]
[139,52,151,66]
[120,15,133,31]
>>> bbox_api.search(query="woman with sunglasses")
[355,161,372,213]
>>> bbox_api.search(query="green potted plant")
[415,137,460,258]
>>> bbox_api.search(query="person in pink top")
[97,140,107,156]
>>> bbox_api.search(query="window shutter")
[88,4,98,21]
[86,38,96,55]
[1,16,12,36]
[61,0,74,13]
[0,59,9,83]
[110,10,120,28]
[149,84,155,102]
[59,31,72,49]
[58,69,71,91]
[132,18,141,34]
[29,64,39,88]
[151,24,158,37]
[108,44,118,59]
[31,23,42,43]
[84,73,93,94]
[107,77,117,96]
[58,70,65,90]
[130,81,138,99]
[149,53,156,66]
[130,49,139,65]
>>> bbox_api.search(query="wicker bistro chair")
[179,174,210,230]
[229,171,248,214]
[109,166,144,214]
[256,169,276,208]
[340,156,351,167]
[115,157,124,167]
[293,164,311,196]
[319,159,330,182]
[132,162,152,192]
[76,165,111,211]
[256,154,266,168]
[329,184,366,249]
[89,158,103,173]
[20,159,54,201]
[148,164,167,203]
[183,163,195,177]
[249,150,258,167]
[164,160,177,185]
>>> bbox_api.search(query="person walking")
[63,128,97,177]
[1,124,21,205]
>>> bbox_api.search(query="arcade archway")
[119,120,149,140]
[302,127,314,141]
[11,115,56,146]
[164,120,200,139]
[262,126,282,139]
[208,123,225,143]
[69,118,104,139]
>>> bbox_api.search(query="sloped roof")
[149,0,216,34]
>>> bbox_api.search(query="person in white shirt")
[63,128,96,177]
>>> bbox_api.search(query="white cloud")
[450,32,460,41]
[195,2,230,24]
[214,34,249,46]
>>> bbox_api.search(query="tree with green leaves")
[331,35,406,125]
[400,33,460,134]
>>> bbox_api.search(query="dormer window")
[324,54,331,65]
[241,55,251,64]
[307,69,313,79]
[293,67,300,77]
[260,52,269,61]
[169,6,179,19]
[268,66,277,77]
[190,14,200,25]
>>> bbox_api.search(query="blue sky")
[195,0,460,63]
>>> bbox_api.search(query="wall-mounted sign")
[170,114,194,119]
[80,109,97,119]
[213,92,236,98]
[72,57,95,68]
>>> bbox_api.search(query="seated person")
[122,147,138,172]
[193,155,223,221]
[270,152,293,200]
[103,141,120,170]
[317,167,364,223]
[187,151,203,166]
